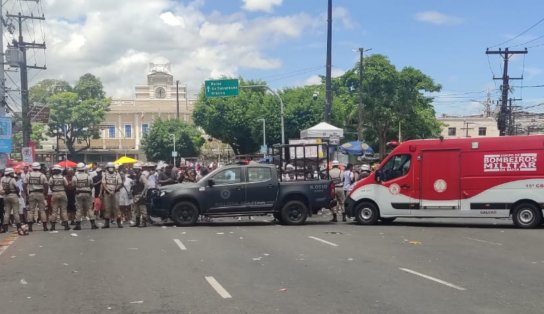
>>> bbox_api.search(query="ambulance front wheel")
[355,202,380,225]
[512,202,543,229]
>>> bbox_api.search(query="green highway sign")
[205,79,239,98]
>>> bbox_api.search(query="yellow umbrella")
[114,156,139,164]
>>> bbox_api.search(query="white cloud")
[415,11,463,25]
[14,0,319,100]
[242,0,282,13]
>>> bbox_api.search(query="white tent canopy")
[300,122,344,139]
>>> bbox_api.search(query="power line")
[488,16,544,48]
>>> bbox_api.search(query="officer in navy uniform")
[130,163,148,228]
[23,162,49,231]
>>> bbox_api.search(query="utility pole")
[176,80,180,120]
[7,9,46,147]
[486,48,527,136]
[324,0,332,123]
[0,1,6,118]
[357,47,370,141]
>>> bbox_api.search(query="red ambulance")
[345,135,544,228]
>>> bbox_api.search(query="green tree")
[193,79,324,155]
[74,73,106,100]
[29,79,72,105]
[141,118,205,162]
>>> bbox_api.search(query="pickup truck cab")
[147,164,334,226]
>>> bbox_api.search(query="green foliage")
[193,79,323,155]
[141,118,205,162]
[29,79,72,105]
[74,73,106,100]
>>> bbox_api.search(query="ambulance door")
[420,150,461,209]
[376,154,417,214]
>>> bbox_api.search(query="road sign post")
[205,79,239,98]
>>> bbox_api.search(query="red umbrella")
[55,160,78,168]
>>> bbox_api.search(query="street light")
[169,133,176,166]
[241,85,285,144]
[257,118,266,157]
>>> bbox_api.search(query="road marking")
[205,276,232,299]
[399,268,466,291]
[465,237,502,246]
[0,233,19,257]
[308,236,338,247]
[173,239,187,251]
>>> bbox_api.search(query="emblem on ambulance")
[434,179,447,193]
[389,183,400,195]
[220,189,231,199]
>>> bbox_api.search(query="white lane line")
[205,276,232,299]
[173,239,187,251]
[465,237,503,246]
[399,268,466,291]
[308,236,338,247]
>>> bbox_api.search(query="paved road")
[0,215,543,314]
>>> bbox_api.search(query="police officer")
[74,163,98,230]
[49,165,70,231]
[130,163,148,228]
[23,162,49,231]
[101,162,122,228]
[328,160,345,222]
[1,168,21,233]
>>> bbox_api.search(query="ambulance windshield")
[378,154,411,181]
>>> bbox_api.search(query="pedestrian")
[23,162,49,231]
[64,168,77,225]
[119,170,134,225]
[130,163,148,228]
[1,168,21,234]
[328,160,345,222]
[74,163,98,230]
[92,167,103,216]
[360,164,371,178]
[341,163,355,223]
[157,164,176,186]
[49,165,71,231]
[101,162,122,228]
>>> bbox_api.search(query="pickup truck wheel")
[355,202,379,225]
[171,201,199,226]
[281,200,308,225]
[512,202,542,229]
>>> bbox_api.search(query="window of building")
[478,127,487,136]
[124,124,132,138]
[107,125,115,138]
[448,127,456,136]
[142,123,149,136]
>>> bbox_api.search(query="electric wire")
[488,16,544,48]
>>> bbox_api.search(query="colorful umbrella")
[338,141,375,156]
[114,156,139,164]
[55,160,78,168]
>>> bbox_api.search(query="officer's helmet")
[76,162,86,171]
[31,162,41,170]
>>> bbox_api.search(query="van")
[345,135,544,228]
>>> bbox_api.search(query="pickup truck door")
[206,168,246,212]
[245,166,278,211]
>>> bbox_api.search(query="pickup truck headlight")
[159,190,169,197]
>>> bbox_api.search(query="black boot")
[90,220,98,230]
[62,221,70,231]
[117,218,123,228]
[330,214,337,222]
[342,214,347,222]
[28,223,33,232]
[140,217,147,228]
[103,219,110,229]
[74,221,81,230]
[50,222,56,231]
[42,222,49,231]
[16,223,22,235]
[130,217,140,227]
[0,224,7,233]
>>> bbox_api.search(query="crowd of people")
[0,160,217,235]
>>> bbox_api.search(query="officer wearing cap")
[1,168,21,233]
[49,165,71,231]
[101,162,122,228]
[329,160,345,222]
[23,162,49,231]
[74,162,97,230]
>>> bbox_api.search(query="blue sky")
[8,0,544,117]
[199,0,544,116]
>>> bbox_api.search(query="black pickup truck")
[147,164,334,226]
